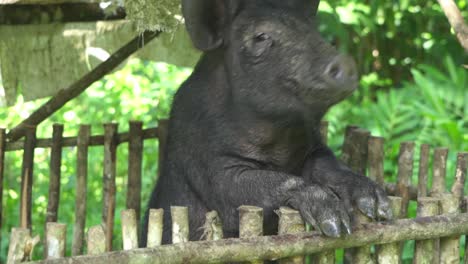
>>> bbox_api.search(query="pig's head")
[182,0,358,121]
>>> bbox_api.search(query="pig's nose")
[324,55,358,85]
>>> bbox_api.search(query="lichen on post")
[124,0,181,33]
[439,194,461,264]
[276,207,305,264]
[377,196,403,264]
[147,209,164,247]
[87,225,106,256]
[171,206,189,244]
[45,223,67,259]
[201,211,224,241]
[413,197,440,264]
[239,205,264,264]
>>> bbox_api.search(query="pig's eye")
[249,32,273,57]
[254,32,270,42]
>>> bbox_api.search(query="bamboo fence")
[0,121,467,263]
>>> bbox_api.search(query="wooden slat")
[417,144,430,197]
[20,126,36,229]
[45,223,67,259]
[5,127,159,151]
[431,147,449,196]
[341,127,370,175]
[396,141,415,218]
[102,123,118,252]
[72,125,90,256]
[368,136,385,186]
[121,209,138,250]
[239,206,263,264]
[277,207,305,264]
[171,206,189,244]
[46,124,64,223]
[413,197,440,264]
[451,152,467,202]
[0,128,5,255]
[146,209,164,247]
[126,121,143,221]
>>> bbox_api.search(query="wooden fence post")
[201,211,224,241]
[102,123,118,251]
[451,152,467,203]
[396,142,415,218]
[276,207,305,264]
[87,225,106,255]
[417,144,430,197]
[171,206,189,244]
[45,223,67,259]
[377,196,403,264]
[72,125,90,256]
[413,197,440,264]
[431,147,449,196]
[368,136,385,186]
[439,194,460,264]
[147,209,164,247]
[127,121,143,221]
[0,128,5,253]
[121,209,138,250]
[239,206,264,264]
[20,126,36,230]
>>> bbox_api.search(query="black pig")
[142,0,392,245]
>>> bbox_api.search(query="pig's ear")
[182,0,226,51]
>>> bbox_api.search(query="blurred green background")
[0,0,467,262]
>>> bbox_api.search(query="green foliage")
[0,60,191,261]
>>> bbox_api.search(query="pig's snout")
[324,55,358,89]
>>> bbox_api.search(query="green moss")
[124,0,182,33]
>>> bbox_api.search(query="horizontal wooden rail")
[28,213,468,264]
[5,127,159,151]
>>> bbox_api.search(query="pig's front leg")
[303,146,393,221]
[205,167,352,237]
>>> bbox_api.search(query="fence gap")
[121,209,138,250]
[20,126,36,230]
[127,121,143,221]
[102,123,118,252]
[171,206,189,244]
[72,125,90,256]
[45,223,66,259]
[417,144,430,197]
[147,209,164,247]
